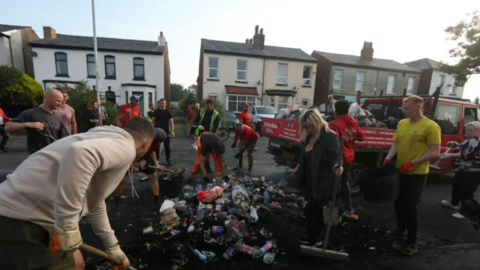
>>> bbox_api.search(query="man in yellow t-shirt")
[384,95,441,257]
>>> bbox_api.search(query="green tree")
[57,81,119,132]
[170,83,185,101]
[441,11,480,86]
[0,70,43,116]
[178,91,197,112]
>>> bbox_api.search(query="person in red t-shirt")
[328,100,365,214]
[238,103,251,126]
[0,104,11,152]
[231,123,258,173]
[118,96,141,128]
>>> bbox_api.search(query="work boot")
[0,146,8,152]
[399,244,418,256]
[166,159,172,166]
[441,200,459,210]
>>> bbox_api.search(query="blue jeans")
[0,125,9,149]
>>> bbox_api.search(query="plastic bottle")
[263,252,275,264]
[264,191,270,203]
[193,249,207,262]
[233,243,256,256]
[187,222,196,233]
[195,209,207,223]
[252,242,272,258]
[215,199,224,211]
[202,250,216,262]
[250,206,259,222]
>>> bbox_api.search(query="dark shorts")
[0,216,75,270]
[240,140,257,153]
[190,125,198,135]
[139,167,156,175]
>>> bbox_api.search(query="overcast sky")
[1,0,479,100]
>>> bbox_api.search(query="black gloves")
[203,176,211,183]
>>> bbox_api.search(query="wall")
[375,70,419,96]
[0,30,25,73]
[329,65,379,97]
[0,37,9,66]
[430,70,464,98]
[312,52,332,104]
[263,59,316,107]
[32,47,164,114]
[202,52,264,105]
[20,28,39,78]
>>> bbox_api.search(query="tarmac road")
[1,134,480,270]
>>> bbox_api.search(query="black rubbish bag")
[356,167,399,203]
[159,173,184,199]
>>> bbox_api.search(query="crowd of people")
[0,90,479,269]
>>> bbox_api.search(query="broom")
[300,136,349,261]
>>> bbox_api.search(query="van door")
[433,103,462,172]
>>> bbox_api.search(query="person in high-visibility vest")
[194,99,221,134]
[145,103,155,121]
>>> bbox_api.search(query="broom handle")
[79,243,122,265]
[323,136,345,251]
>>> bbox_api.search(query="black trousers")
[451,171,480,207]
[304,198,326,245]
[163,136,171,161]
[340,165,352,211]
[394,174,427,245]
[0,125,9,148]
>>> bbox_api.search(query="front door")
[132,92,145,116]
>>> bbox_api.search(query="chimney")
[253,25,265,50]
[158,31,166,46]
[245,39,249,44]
[360,41,374,62]
[43,26,56,39]
[249,39,252,44]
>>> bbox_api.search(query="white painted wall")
[0,30,26,73]
[430,70,464,98]
[202,52,264,109]
[32,47,164,114]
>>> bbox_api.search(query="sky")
[1,0,479,100]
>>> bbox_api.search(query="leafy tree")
[178,91,197,112]
[57,81,119,132]
[188,84,198,94]
[170,83,185,101]
[0,70,43,116]
[441,11,480,86]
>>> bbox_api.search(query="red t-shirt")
[329,115,365,166]
[119,104,141,128]
[235,124,258,142]
[238,111,250,126]
[187,107,192,117]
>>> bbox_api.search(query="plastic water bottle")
[193,249,207,262]
[263,252,275,264]
[253,242,272,258]
[264,191,270,203]
[202,250,216,262]
[233,243,256,256]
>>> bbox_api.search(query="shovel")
[79,243,137,270]
[148,166,186,177]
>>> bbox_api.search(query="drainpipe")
[261,58,265,105]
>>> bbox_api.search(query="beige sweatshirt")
[0,126,136,248]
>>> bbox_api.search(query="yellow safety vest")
[199,109,219,132]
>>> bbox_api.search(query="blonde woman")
[297,108,343,246]
[441,121,480,219]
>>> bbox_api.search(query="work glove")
[222,175,229,181]
[399,161,414,174]
[49,225,83,253]
[106,244,130,270]
[203,176,211,183]
[382,159,389,166]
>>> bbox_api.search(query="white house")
[0,24,39,78]
[30,26,171,114]
[197,25,317,112]
[405,58,465,99]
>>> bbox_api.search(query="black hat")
[154,128,167,143]
[130,95,139,101]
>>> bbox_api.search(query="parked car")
[248,105,277,131]
[225,110,239,130]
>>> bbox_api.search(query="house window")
[208,93,218,100]
[449,78,456,94]
[133,58,145,80]
[86,54,96,78]
[270,96,275,107]
[55,52,68,76]
[387,75,396,94]
[237,60,247,81]
[277,64,288,85]
[278,96,289,111]
[438,75,445,94]
[407,77,415,94]
[355,72,366,91]
[434,104,460,135]
[333,69,343,89]
[228,95,256,112]
[301,99,309,107]
[105,55,116,78]
[209,57,219,78]
[303,66,312,86]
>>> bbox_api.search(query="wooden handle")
[79,243,122,265]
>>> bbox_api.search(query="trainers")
[441,200,459,210]
[452,212,465,219]
[400,244,418,256]
[299,238,322,247]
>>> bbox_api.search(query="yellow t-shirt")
[393,117,441,174]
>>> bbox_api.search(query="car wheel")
[347,163,366,197]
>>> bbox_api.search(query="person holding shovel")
[232,122,258,173]
[296,109,343,247]
[384,95,441,256]
[440,121,480,219]
[0,117,155,270]
[188,132,228,183]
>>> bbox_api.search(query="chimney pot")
[249,39,252,44]
[360,41,374,62]
[255,25,259,34]
[158,32,166,46]
[260,28,263,34]
[160,31,163,37]
[253,26,265,50]
[43,26,56,39]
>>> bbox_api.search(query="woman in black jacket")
[297,108,343,246]
[85,100,101,130]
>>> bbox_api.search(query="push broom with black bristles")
[300,136,350,261]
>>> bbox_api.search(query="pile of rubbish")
[144,174,305,269]
[276,105,307,121]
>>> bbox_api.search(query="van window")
[464,107,478,125]
[434,104,460,135]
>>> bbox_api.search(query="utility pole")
[91,0,101,121]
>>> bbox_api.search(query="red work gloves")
[382,159,389,166]
[399,161,414,174]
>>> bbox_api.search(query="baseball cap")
[244,103,250,107]
[130,95,139,101]
[154,128,167,143]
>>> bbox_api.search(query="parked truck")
[262,92,480,196]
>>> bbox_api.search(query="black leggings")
[451,171,480,207]
[394,174,427,245]
[304,198,326,245]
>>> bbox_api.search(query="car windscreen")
[225,111,236,118]
[257,106,277,114]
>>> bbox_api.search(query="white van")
[248,105,277,131]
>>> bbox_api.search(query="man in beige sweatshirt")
[0,117,155,270]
